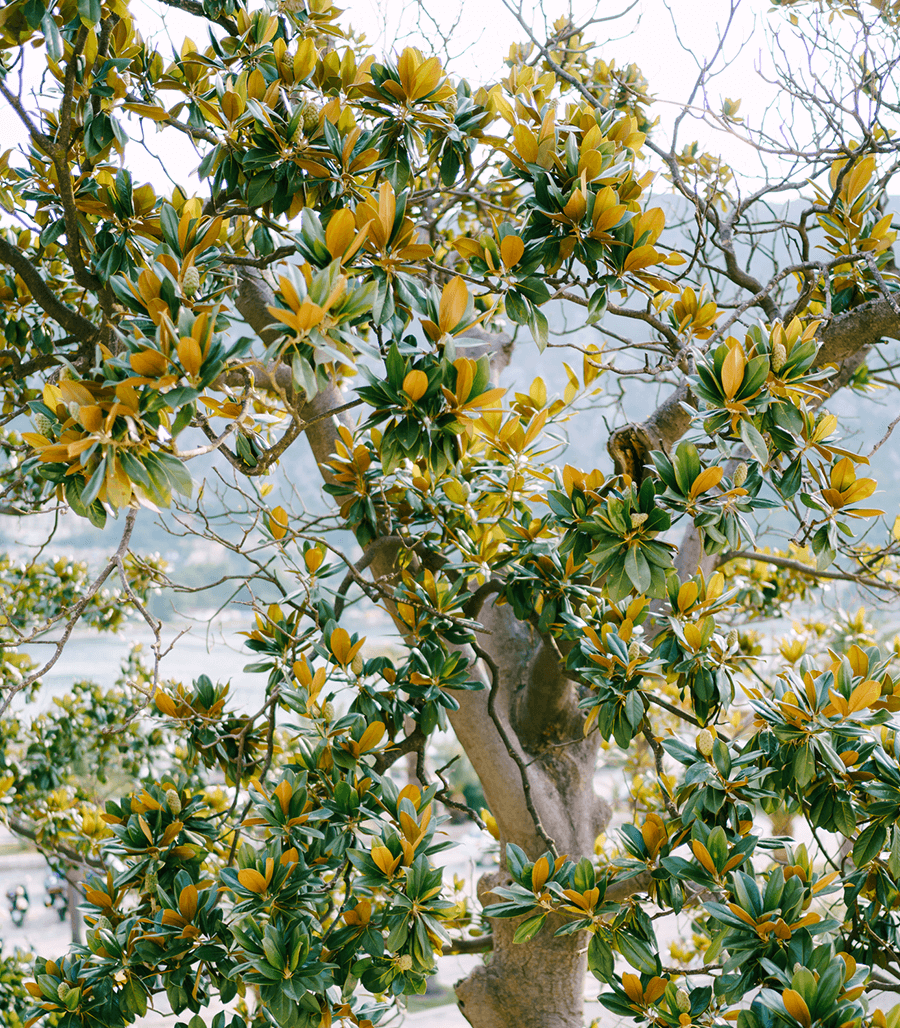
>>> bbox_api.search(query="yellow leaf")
[330,626,352,664]
[179,884,198,921]
[453,357,476,405]
[689,466,724,499]
[691,840,717,875]
[531,855,550,892]
[402,369,429,402]
[439,276,469,334]
[237,868,268,893]
[621,973,644,1004]
[371,844,401,876]
[177,336,202,378]
[269,506,289,540]
[304,548,324,573]
[848,678,881,713]
[358,721,385,753]
[782,990,811,1028]
[623,244,661,273]
[154,690,178,716]
[721,342,745,399]
[500,235,524,268]
[130,349,169,377]
[830,457,856,492]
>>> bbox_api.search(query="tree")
[3,0,900,1026]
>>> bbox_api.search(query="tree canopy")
[4,1,900,1028]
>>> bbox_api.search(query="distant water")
[19,623,270,716]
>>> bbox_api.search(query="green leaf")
[587,933,614,981]
[739,420,768,464]
[853,822,887,866]
[625,545,651,593]
[512,913,547,944]
[616,931,659,975]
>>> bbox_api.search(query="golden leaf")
[130,349,169,378]
[402,370,429,402]
[237,868,268,893]
[269,506,289,540]
[357,721,385,753]
[500,235,524,268]
[177,336,202,378]
[689,466,724,499]
[782,990,811,1028]
[531,855,550,892]
[439,276,469,334]
[178,884,198,922]
[721,343,745,400]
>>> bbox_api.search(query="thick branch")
[0,236,99,343]
[613,297,900,479]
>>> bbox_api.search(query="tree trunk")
[446,601,610,1028]
[456,869,589,1028]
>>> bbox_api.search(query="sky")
[0,0,808,202]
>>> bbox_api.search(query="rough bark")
[456,870,591,1028]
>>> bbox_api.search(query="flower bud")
[34,413,55,436]
[321,700,335,721]
[732,462,748,488]
[628,641,641,662]
[166,788,182,816]
[726,628,739,649]
[300,100,320,132]
[444,92,458,116]
[351,653,365,676]
[182,266,200,297]
[696,728,714,757]
[397,953,413,971]
[631,512,648,528]
[771,342,787,373]
[676,988,691,1014]
[57,983,70,1002]
[579,603,592,619]
[95,915,112,932]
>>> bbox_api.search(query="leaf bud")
[696,728,714,757]
[771,342,787,373]
[166,788,182,816]
[182,266,200,297]
[631,512,648,528]
[676,988,691,1014]
[732,462,748,488]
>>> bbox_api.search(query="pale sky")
[0,1,853,204]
